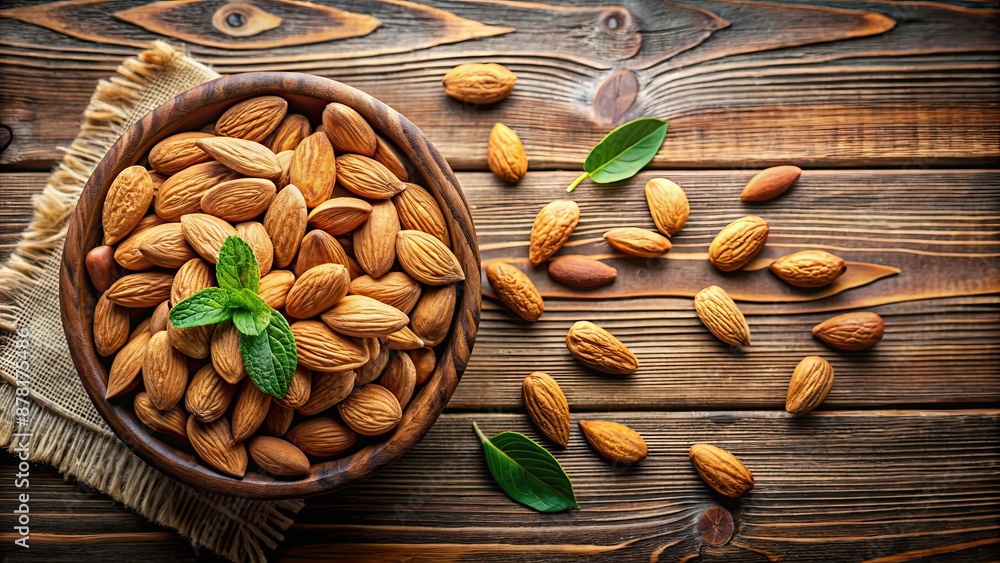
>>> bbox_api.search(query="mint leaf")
[239,312,296,399]
[229,287,270,313]
[566,117,668,192]
[169,288,233,329]
[216,236,260,293]
[232,307,271,336]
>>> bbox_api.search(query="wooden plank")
[0,0,997,168]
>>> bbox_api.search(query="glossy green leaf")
[232,305,271,337]
[473,422,579,512]
[216,236,260,293]
[168,287,233,329]
[239,311,296,399]
[567,117,668,192]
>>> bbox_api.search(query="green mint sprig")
[169,236,297,399]
[566,117,669,192]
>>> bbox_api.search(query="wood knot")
[0,124,12,155]
[593,70,639,126]
[212,2,282,38]
[599,7,631,35]
[698,506,734,546]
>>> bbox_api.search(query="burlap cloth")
[0,42,303,562]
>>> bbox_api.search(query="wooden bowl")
[59,73,481,499]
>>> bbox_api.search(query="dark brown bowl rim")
[59,72,481,499]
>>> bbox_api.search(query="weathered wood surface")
[3,411,999,561]
[0,0,997,168]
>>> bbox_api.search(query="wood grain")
[0,0,996,168]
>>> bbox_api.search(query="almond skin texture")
[187,417,248,478]
[603,227,671,258]
[210,321,247,384]
[547,256,617,288]
[339,385,403,437]
[94,293,129,356]
[106,272,174,308]
[350,272,422,314]
[354,200,399,278]
[394,183,449,246]
[645,178,690,236]
[786,356,835,414]
[215,95,287,143]
[86,245,120,292]
[258,270,296,310]
[286,417,358,457]
[298,370,356,416]
[148,131,213,175]
[336,154,407,200]
[356,339,390,385]
[522,372,570,447]
[265,403,295,436]
[529,200,580,265]
[322,102,377,157]
[295,229,350,276]
[142,330,188,410]
[171,258,214,306]
[321,294,410,338]
[488,123,528,183]
[694,285,751,346]
[291,320,369,371]
[185,364,235,423]
[373,135,410,182]
[709,216,769,272]
[770,250,847,288]
[442,63,516,104]
[285,263,350,319]
[275,366,312,409]
[195,136,281,181]
[265,113,311,153]
[166,317,211,359]
[307,197,373,236]
[106,327,152,399]
[249,436,311,476]
[180,213,237,264]
[264,185,308,268]
[566,321,639,375]
[812,312,884,351]
[741,165,801,202]
[235,221,274,276]
[579,420,647,464]
[409,348,436,385]
[155,162,240,221]
[134,391,188,441]
[138,223,197,268]
[379,352,417,408]
[200,178,277,223]
[396,230,465,286]
[232,379,271,443]
[113,227,156,270]
[103,165,155,245]
[149,300,170,334]
[689,443,755,498]
[290,132,337,207]
[409,283,456,347]
[486,261,544,322]
[387,327,425,351]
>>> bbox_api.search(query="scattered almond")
[529,200,580,265]
[580,420,647,464]
[689,443,754,498]
[812,312,884,351]
[566,321,638,375]
[522,372,569,447]
[645,178,689,236]
[709,216,769,272]
[488,123,527,183]
[741,165,801,202]
[442,63,516,104]
[603,227,671,258]
[770,250,846,288]
[486,261,543,322]
[547,256,617,288]
[694,285,751,346]
[786,356,834,414]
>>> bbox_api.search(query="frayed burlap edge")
[0,42,304,562]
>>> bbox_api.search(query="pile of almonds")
[89,94,465,479]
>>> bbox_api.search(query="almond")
[393,183,449,246]
[142,330,188,410]
[694,285,751,346]
[387,327,425,351]
[273,366,312,409]
[187,417,248,478]
[349,272,422,314]
[286,417,358,457]
[284,263,350,319]
[185,364,235,423]
[442,63,516,104]
[291,320,369,371]
[134,391,188,441]
[709,215,769,272]
[295,229,350,276]
[486,261,543,322]
[249,436,311,476]
[258,270,296,309]
[148,132,213,175]
[321,294,409,338]
[355,339,389,385]
[409,283,456,347]
[103,165,155,245]
[566,320,638,375]
[322,102,377,157]
[338,385,402,437]
[379,352,416,408]
[409,348,436,385]
[210,321,247,384]
[215,95,287,143]
[741,165,801,202]
[265,403,294,436]
[689,443,754,498]
[138,223,197,268]
[195,136,281,181]
[234,221,273,276]
[200,178,277,222]
[167,317,211,359]
[150,300,170,333]
[373,135,409,182]
[265,113,311,153]
[232,378,271,443]
[86,245,121,292]
[130,214,166,236]
[277,150,293,187]
[298,370,356,416]
[579,420,647,464]
[396,230,465,285]
[290,132,337,207]
[786,356,834,414]
[812,312,884,351]
[487,123,527,183]
[769,250,847,288]
[264,185,308,267]
[307,197,373,235]
[354,199,399,278]
[529,200,580,265]
[603,227,671,258]
[171,258,214,306]
[547,256,617,288]
[336,154,406,199]
[106,272,174,308]
[644,178,689,236]
[522,372,569,447]
[180,213,237,264]
[106,327,152,399]
[94,293,129,356]
[113,228,155,270]
[155,162,240,220]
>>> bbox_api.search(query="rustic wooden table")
[1,0,999,561]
